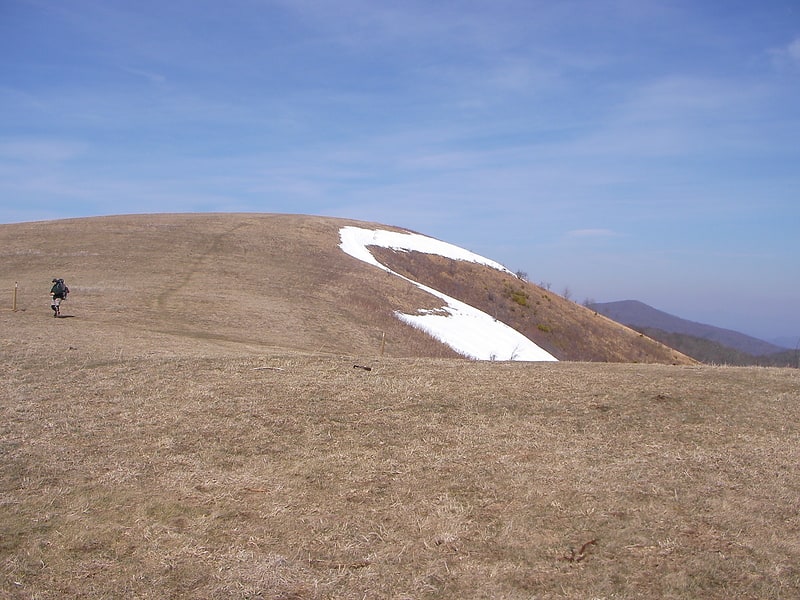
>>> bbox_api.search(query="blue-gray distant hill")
[589,300,796,367]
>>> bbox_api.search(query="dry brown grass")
[2,339,799,599]
[0,214,458,360]
[370,247,692,364]
[2,214,798,598]
[0,213,688,363]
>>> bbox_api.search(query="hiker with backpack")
[50,278,69,317]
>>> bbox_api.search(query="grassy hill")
[2,214,798,599]
[1,213,690,364]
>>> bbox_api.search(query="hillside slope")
[1,214,691,364]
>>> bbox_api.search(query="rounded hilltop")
[0,212,693,364]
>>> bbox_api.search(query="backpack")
[53,279,66,295]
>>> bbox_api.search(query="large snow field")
[339,226,557,362]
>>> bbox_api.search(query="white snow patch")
[339,226,557,362]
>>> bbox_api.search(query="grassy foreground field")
[2,315,799,598]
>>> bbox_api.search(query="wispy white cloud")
[566,228,619,238]
[771,36,800,68]
[119,66,168,85]
[789,38,800,62]
[0,138,87,162]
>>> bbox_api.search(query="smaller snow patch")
[339,226,514,274]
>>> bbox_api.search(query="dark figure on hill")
[50,278,69,318]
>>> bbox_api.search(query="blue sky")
[2,0,799,342]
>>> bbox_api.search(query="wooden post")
[12,282,17,311]
[380,332,386,356]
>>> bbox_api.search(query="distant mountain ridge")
[589,300,786,356]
